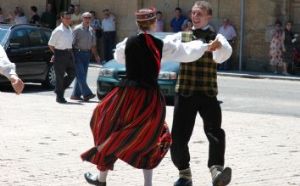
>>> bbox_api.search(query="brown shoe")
[83,94,96,101]
[70,96,83,100]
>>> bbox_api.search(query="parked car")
[0,24,55,88]
[97,32,179,101]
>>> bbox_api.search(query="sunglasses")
[83,17,92,19]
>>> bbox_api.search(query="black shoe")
[56,97,67,104]
[70,95,83,101]
[174,178,193,186]
[212,167,232,186]
[83,94,96,101]
[84,172,106,186]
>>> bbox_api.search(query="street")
[0,66,300,186]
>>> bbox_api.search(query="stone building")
[0,0,299,71]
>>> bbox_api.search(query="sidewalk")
[0,91,300,186]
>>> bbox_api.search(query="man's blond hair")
[193,1,213,15]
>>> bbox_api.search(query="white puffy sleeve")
[0,45,16,79]
[212,34,232,63]
[113,37,128,64]
[161,32,208,63]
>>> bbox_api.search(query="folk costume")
[81,7,214,186]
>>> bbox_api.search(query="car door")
[26,27,49,76]
[6,28,33,77]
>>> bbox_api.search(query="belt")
[73,48,91,52]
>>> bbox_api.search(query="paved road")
[0,67,300,186]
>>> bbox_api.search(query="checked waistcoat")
[175,29,218,97]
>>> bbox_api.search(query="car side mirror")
[9,42,21,49]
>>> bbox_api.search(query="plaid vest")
[175,30,218,97]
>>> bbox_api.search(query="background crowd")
[0,3,298,74]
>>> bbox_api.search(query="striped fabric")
[81,86,171,171]
[175,31,218,97]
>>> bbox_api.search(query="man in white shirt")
[48,11,75,103]
[218,18,237,70]
[102,9,116,62]
[0,45,24,94]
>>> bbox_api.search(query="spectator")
[155,11,164,32]
[0,7,4,23]
[182,19,193,31]
[48,11,76,104]
[181,10,192,31]
[102,8,116,62]
[269,20,284,74]
[29,6,40,24]
[90,10,103,61]
[68,4,75,14]
[14,8,28,24]
[71,4,82,27]
[0,45,24,94]
[217,18,237,70]
[41,3,56,29]
[71,12,100,102]
[282,21,296,75]
[170,7,186,32]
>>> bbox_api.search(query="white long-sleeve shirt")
[0,45,16,79]
[114,32,232,64]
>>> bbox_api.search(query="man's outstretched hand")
[208,39,222,52]
[10,75,24,95]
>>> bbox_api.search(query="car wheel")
[42,65,56,89]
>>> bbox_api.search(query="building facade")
[1,0,299,71]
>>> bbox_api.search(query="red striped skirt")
[81,86,171,171]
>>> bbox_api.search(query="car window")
[9,29,30,47]
[41,29,52,44]
[0,28,8,45]
[28,28,44,46]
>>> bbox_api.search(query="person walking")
[101,9,116,62]
[0,45,24,94]
[71,12,100,102]
[48,11,76,104]
[81,7,223,186]
[170,1,233,186]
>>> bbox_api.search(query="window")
[28,28,44,46]
[9,29,30,47]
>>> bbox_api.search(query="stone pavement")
[1,88,300,186]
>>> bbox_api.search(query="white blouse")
[114,32,232,64]
[0,45,16,79]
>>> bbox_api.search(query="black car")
[0,24,55,88]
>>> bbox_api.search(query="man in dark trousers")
[48,11,75,103]
[171,1,233,186]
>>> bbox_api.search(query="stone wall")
[2,0,299,71]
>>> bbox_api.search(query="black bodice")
[121,34,163,88]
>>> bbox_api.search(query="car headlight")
[99,68,114,77]
[158,71,177,80]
